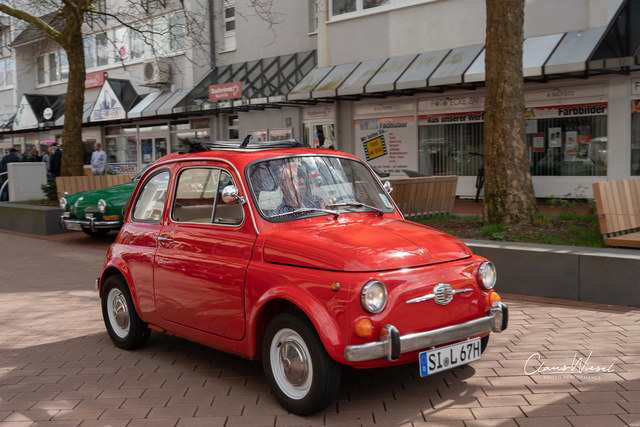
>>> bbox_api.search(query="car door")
[119,168,172,318]
[153,162,256,341]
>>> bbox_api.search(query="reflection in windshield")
[248,156,395,220]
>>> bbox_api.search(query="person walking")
[50,143,62,178]
[91,142,107,176]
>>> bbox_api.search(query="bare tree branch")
[0,4,62,41]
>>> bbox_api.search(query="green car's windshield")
[247,156,395,221]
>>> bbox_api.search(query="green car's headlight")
[60,197,67,210]
[98,199,107,213]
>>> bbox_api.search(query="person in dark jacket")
[50,143,62,178]
[26,146,41,162]
[1,148,21,201]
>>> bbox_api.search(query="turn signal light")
[488,291,501,306]
[103,215,119,221]
[355,319,373,338]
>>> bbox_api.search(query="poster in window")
[564,131,578,161]
[247,130,267,142]
[269,128,292,141]
[548,127,562,148]
[532,133,545,152]
[632,100,640,114]
[354,116,417,174]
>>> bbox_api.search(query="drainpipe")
[209,0,216,68]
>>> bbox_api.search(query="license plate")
[419,338,481,377]
[65,222,82,231]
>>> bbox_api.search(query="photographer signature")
[524,351,615,375]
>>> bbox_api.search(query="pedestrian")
[21,150,28,162]
[42,147,52,172]
[91,142,107,176]
[1,148,21,201]
[50,143,62,178]
[26,145,41,162]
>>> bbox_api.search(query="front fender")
[245,264,352,364]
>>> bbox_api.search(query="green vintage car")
[59,167,148,237]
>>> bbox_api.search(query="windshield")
[247,156,395,220]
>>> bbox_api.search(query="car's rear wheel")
[101,275,150,349]
[82,228,110,237]
[262,310,341,415]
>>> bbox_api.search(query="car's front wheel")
[82,228,110,237]
[101,275,150,349]
[262,310,341,415]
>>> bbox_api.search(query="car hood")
[74,181,137,208]
[262,218,471,272]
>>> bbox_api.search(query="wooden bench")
[592,178,640,248]
[383,175,458,220]
[55,175,136,200]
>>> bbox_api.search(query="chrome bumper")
[344,302,508,363]
[61,217,120,232]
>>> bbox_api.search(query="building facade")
[1,0,639,199]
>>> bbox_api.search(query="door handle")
[156,236,173,244]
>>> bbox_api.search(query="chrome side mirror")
[221,185,246,205]
[383,181,393,194]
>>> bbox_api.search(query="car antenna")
[240,134,251,148]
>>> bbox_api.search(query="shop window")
[171,131,210,153]
[223,0,236,51]
[417,104,607,177]
[83,139,96,166]
[171,120,190,130]
[106,136,137,163]
[632,100,640,176]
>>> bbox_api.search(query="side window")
[214,170,243,225]
[173,168,220,223]
[132,171,170,222]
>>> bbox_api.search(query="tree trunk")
[483,0,537,224]
[60,31,86,177]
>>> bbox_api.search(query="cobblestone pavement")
[1,231,640,427]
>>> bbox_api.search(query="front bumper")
[61,217,120,232]
[344,301,508,362]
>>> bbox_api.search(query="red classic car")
[98,139,507,415]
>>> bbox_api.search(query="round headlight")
[361,281,388,314]
[59,197,67,210]
[98,199,106,213]
[478,262,497,290]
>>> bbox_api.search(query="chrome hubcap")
[112,294,129,329]
[279,340,308,386]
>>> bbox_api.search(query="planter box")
[464,239,640,308]
[0,202,72,235]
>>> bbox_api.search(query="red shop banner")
[85,72,107,89]
[209,81,242,101]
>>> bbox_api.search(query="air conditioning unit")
[143,58,171,85]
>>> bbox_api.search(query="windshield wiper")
[270,208,340,219]
[325,202,385,216]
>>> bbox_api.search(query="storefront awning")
[429,45,484,86]
[89,79,141,123]
[54,102,97,126]
[157,87,192,116]
[395,50,450,90]
[12,94,65,131]
[288,0,637,102]
[0,114,15,133]
[173,50,318,114]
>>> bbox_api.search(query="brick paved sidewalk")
[1,231,639,427]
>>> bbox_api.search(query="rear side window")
[172,168,243,226]
[132,171,170,222]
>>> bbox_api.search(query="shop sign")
[524,83,605,102]
[354,116,417,174]
[107,163,138,174]
[355,102,413,116]
[303,106,335,121]
[418,96,485,113]
[13,96,39,131]
[209,81,242,101]
[91,81,126,122]
[85,72,107,89]
[525,103,607,119]
[42,108,53,121]
[419,111,484,125]
[632,78,640,96]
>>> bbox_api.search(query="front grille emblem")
[434,283,454,305]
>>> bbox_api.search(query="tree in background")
[0,0,207,176]
[483,0,537,224]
